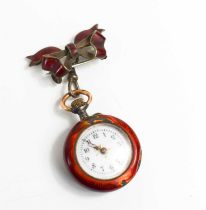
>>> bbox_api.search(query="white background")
[0,0,206,209]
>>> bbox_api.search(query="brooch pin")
[27,24,141,191]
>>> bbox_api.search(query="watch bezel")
[64,114,142,191]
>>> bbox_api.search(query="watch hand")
[86,140,107,154]
[86,140,99,149]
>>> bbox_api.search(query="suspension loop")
[60,89,92,113]
[62,68,92,119]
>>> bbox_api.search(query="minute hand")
[86,140,100,150]
[86,140,107,154]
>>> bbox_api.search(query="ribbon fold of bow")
[27,24,107,83]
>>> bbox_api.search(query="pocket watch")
[27,25,142,191]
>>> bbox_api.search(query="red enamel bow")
[27,24,107,83]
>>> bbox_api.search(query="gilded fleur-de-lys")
[26,24,107,83]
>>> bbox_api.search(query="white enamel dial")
[75,123,133,180]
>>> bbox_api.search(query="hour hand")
[86,140,107,154]
[86,140,99,150]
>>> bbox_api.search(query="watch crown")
[71,98,89,120]
[71,98,86,110]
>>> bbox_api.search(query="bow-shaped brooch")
[27,24,107,83]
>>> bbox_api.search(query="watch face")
[75,123,133,180]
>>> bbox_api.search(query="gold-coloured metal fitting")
[60,89,92,112]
